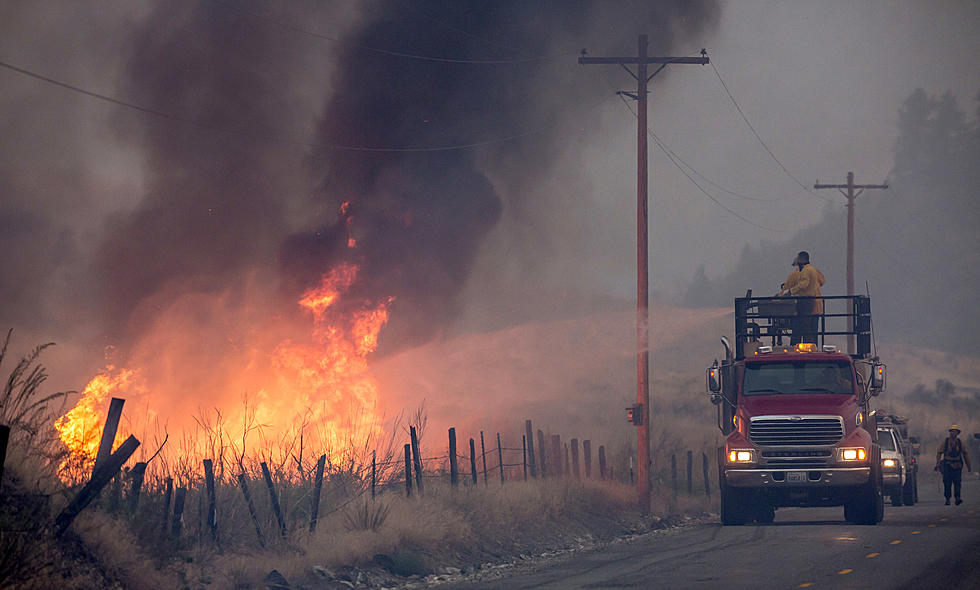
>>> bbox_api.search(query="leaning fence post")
[93,397,125,476]
[702,452,711,497]
[203,459,217,541]
[598,445,606,480]
[403,444,412,497]
[524,420,537,478]
[497,433,504,485]
[54,435,140,537]
[162,477,173,533]
[537,430,547,477]
[480,431,488,486]
[237,472,265,548]
[410,426,424,495]
[469,438,477,485]
[261,462,286,538]
[448,428,459,489]
[687,450,694,495]
[171,486,186,538]
[583,440,592,479]
[571,439,580,479]
[310,454,326,533]
[671,454,678,498]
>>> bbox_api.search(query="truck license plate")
[786,471,806,483]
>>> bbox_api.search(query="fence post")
[0,424,9,488]
[537,430,547,477]
[551,435,562,477]
[203,459,217,541]
[171,487,186,538]
[687,450,693,495]
[93,397,125,475]
[497,433,504,485]
[410,426,424,495]
[480,431,488,486]
[524,420,537,478]
[469,438,477,485]
[54,435,140,537]
[571,439,580,479]
[702,452,711,497]
[448,428,458,489]
[583,440,592,479]
[403,444,412,497]
[372,450,377,499]
[237,472,265,548]
[564,443,570,477]
[128,461,147,514]
[598,445,606,480]
[261,462,286,538]
[671,454,678,498]
[522,435,528,481]
[310,454,326,533]
[162,477,173,533]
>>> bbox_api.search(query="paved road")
[449,476,980,589]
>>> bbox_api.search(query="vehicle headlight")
[840,448,867,461]
[883,458,896,468]
[728,449,755,463]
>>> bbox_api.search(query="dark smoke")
[282,0,720,351]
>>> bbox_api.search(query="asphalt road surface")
[449,476,980,590]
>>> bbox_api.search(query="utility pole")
[580,35,708,513]
[814,172,887,353]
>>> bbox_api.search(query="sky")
[1,0,979,401]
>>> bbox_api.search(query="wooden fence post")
[261,462,286,538]
[128,461,147,514]
[162,477,173,533]
[469,438,477,485]
[54,435,140,537]
[670,454,678,498]
[93,398,125,475]
[598,445,606,480]
[171,487,186,538]
[410,426,424,495]
[203,459,217,541]
[702,452,711,497]
[564,443,570,476]
[583,440,592,479]
[687,450,693,495]
[524,420,536,478]
[448,428,458,489]
[237,472,265,548]
[522,435,528,481]
[550,435,562,477]
[371,450,377,499]
[497,433,504,485]
[537,430,547,477]
[403,444,412,497]
[0,424,9,488]
[480,431,488,486]
[310,454,326,533]
[571,439,580,479]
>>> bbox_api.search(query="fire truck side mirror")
[870,362,886,393]
[706,362,721,394]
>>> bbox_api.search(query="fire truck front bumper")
[725,467,871,488]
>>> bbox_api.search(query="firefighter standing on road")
[936,425,972,505]
[782,251,825,344]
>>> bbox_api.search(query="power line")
[0,58,615,153]
[208,0,575,65]
[709,61,836,204]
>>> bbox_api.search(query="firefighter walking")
[935,425,972,505]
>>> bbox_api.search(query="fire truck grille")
[749,416,844,446]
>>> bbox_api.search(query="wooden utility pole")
[815,172,887,353]
[580,35,708,512]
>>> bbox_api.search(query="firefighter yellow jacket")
[789,264,826,314]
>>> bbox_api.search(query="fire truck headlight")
[728,449,755,463]
[840,448,867,461]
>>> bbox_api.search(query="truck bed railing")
[734,295,872,360]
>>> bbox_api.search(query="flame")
[56,260,392,481]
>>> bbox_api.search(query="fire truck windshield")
[742,360,853,396]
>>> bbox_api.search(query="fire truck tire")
[902,471,917,505]
[846,458,884,525]
[755,501,775,524]
[720,486,748,526]
[890,492,903,507]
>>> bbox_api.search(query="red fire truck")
[706,294,887,525]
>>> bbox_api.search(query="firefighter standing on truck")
[936,425,972,505]
[782,251,825,344]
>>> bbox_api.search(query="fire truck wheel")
[890,492,903,507]
[720,486,748,526]
[755,501,775,524]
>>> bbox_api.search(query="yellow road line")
[890,540,902,545]
[911,531,921,535]
[928,524,936,528]
[798,583,813,588]
[838,569,853,575]
[865,552,879,558]
[940,517,949,522]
